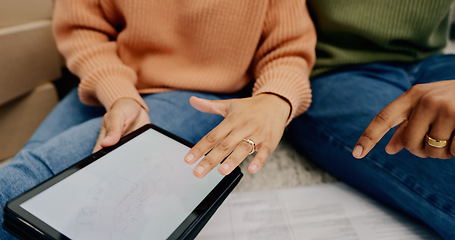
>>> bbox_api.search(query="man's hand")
[353,80,455,159]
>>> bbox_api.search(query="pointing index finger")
[353,94,412,159]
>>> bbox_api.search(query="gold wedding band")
[241,139,256,155]
[425,134,448,148]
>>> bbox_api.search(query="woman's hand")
[93,98,150,152]
[353,80,455,159]
[184,93,291,178]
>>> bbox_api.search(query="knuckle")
[203,156,216,167]
[227,155,240,165]
[216,141,231,152]
[360,131,375,143]
[409,84,426,96]
[419,94,455,119]
[204,132,217,144]
[191,146,203,156]
[420,94,441,108]
[375,110,391,124]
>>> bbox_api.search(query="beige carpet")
[234,139,336,192]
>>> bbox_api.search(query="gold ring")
[241,139,256,155]
[425,134,448,148]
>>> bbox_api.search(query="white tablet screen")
[20,128,224,240]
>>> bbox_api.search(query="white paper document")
[197,182,441,240]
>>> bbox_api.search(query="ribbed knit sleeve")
[252,0,316,122]
[53,0,148,111]
[53,0,316,118]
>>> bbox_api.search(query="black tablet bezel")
[3,124,242,240]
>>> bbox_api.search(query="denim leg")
[0,89,241,239]
[412,54,455,85]
[0,117,103,239]
[287,59,455,239]
[23,88,106,151]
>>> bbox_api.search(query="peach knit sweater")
[53,0,316,119]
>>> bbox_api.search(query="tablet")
[3,124,242,240]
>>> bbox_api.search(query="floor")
[234,138,335,192]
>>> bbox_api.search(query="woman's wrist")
[257,93,292,118]
[110,97,148,112]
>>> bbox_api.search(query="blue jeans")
[0,88,245,239]
[287,54,455,239]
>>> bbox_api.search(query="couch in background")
[0,0,62,161]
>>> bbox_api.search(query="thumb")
[189,96,228,117]
[100,114,123,148]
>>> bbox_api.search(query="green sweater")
[308,0,453,77]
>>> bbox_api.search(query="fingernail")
[249,163,258,173]
[220,164,230,172]
[353,145,363,158]
[194,166,205,176]
[185,153,194,163]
